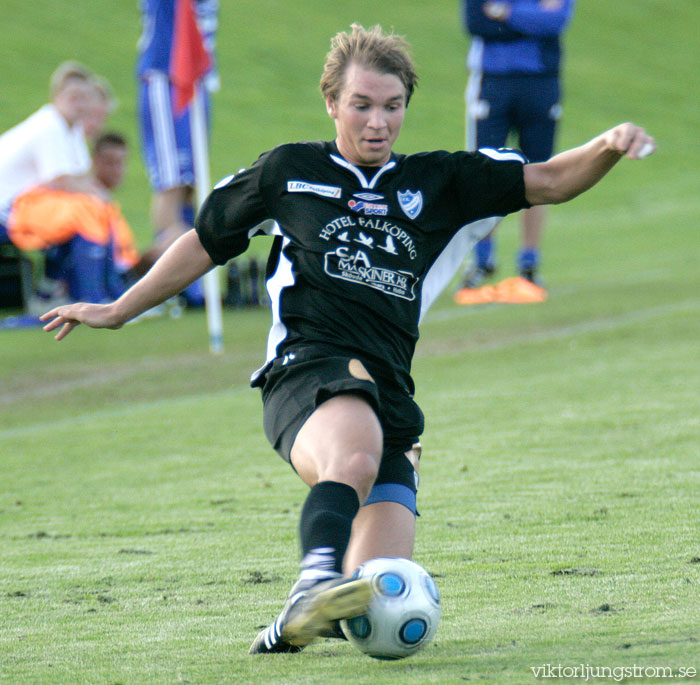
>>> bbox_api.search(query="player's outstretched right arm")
[41,229,215,341]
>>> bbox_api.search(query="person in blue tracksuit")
[458,0,575,295]
[136,0,219,305]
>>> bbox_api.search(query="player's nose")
[367,107,386,129]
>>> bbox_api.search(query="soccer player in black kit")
[42,24,656,654]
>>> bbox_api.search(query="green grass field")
[2,1,700,683]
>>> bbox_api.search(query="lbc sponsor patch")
[287,180,342,199]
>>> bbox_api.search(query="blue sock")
[518,248,539,273]
[181,203,195,227]
[474,237,495,271]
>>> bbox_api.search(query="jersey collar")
[327,141,397,190]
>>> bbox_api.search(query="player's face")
[326,63,407,167]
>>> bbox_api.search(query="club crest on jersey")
[348,197,389,216]
[397,189,423,219]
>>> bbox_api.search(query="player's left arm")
[523,122,656,206]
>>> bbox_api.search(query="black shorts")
[256,347,424,495]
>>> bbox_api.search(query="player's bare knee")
[316,449,379,501]
[343,449,380,502]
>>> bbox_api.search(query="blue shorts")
[466,73,561,162]
[137,72,211,192]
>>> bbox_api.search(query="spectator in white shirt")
[0,61,107,231]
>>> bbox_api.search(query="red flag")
[169,0,211,114]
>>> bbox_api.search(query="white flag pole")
[190,82,223,354]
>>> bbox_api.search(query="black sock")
[299,481,360,576]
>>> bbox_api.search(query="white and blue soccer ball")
[341,557,441,660]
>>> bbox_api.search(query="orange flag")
[169,0,211,113]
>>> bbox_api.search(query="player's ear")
[326,96,338,119]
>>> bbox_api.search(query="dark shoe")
[460,264,495,290]
[520,268,544,287]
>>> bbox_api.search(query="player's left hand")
[605,123,657,160]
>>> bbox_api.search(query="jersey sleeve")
[195,151,271,265]
[451,149,530,224]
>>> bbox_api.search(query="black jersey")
[196,140,528,387]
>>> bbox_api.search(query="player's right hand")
[40,302,124,341]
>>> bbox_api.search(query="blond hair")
[49,61,93,99]
[320,24,418,105]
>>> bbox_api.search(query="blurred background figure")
[88,133,143,279]
[83,74,119,143]
[6,132,143,309]
[455,0,575,305]
[0,61,117,310]
[135,0,219,307]
[0,61,103,239]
